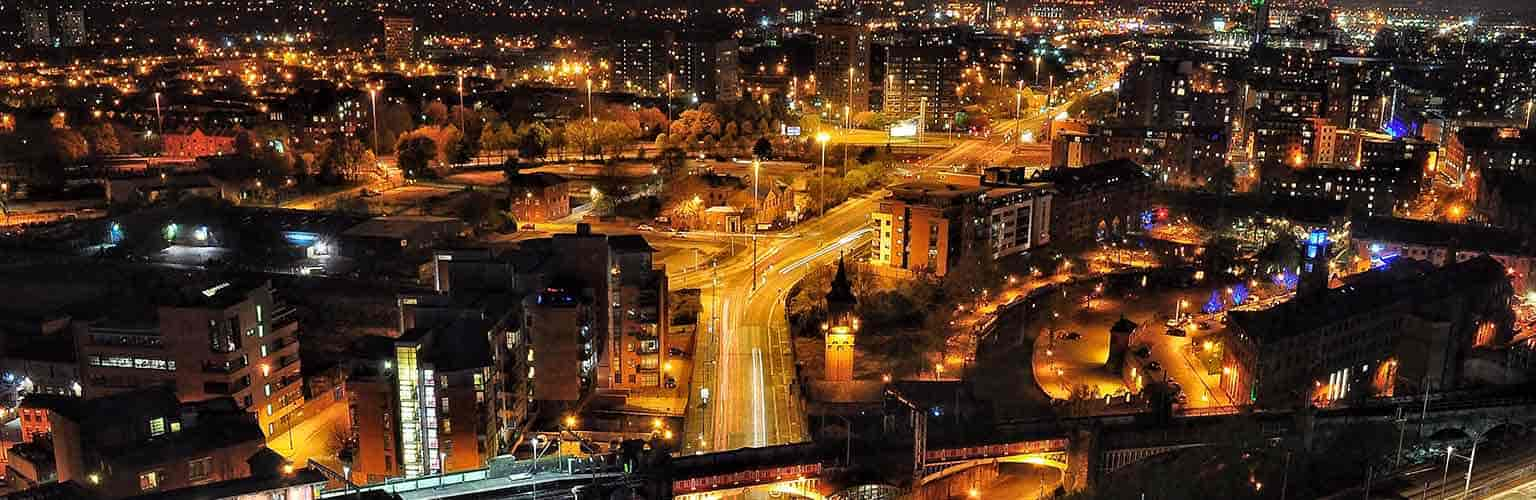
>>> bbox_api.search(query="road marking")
[752,347,767,448]
[778,228,874,275]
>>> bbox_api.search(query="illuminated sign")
[888,119,918,138]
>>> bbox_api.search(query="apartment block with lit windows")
[75,280,303,438]
[883,45,961,130]
[814,16,870,122]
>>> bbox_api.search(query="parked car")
[1062,332,1083,341]
[636,224,655,232]
[521,223,536,230]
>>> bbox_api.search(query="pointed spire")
[826,253,857,308]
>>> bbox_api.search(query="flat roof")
[1352,216,1530,256]
[342,216,461,239]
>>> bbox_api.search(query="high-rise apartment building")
[21,8,51,46]
[615,36,664,96]
[56,9,85,47]
[381,15,415,60]
[814,17,870,125]
[883,46,961,130]
[667,31,741,102]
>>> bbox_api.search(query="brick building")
[505,173,571,223]
[160,128,238,159]
[16,387,268,498]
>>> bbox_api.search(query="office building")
[514,225,668,396]
[506,173,571,223]
[1267,167,1399,217]
[814,17,870,124]
[392,324,494,476]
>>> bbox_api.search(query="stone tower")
[823,256,859,381]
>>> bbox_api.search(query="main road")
[676,191,881,452]
[675,65,1125,455]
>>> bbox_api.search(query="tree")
[376,103,416,154]
[425,101,449,125]
[856,146,878,165]
[669,108,722,142]
[397,136,437,179]
[658,146,687,180]
[234,130,259,158]
[753,137,773,160]
[79,122,121,157]
[516,122,551,161]
[480,122,517,162]
[318,137,370,183]
[1208,167,1237,195]
[35,127,88,182]
[798,114,821,135]
[853,111,887,130]
[457,191,511,233]
[637,107,669,134]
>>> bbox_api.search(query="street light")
[665,72,674,121]
[816,132,831,217]
[846,66,855,129]
[456,73,465,135]
[368,87,379,155]
[751,158,761,290]
[153,91,164,136]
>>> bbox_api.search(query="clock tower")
[822,256,859,381]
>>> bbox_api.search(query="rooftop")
[1229,255,1506,344]
[505,172,569,189]
[342,215,462,240]
[1352,216,1530,256]
[1456,127,1536,150]
[1035,159,1152,194]
[888,182,985,202]
[121,469,327,500]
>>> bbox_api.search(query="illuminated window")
[139,471,160,491]
[149,417,166,436]
[1475,322,1495,347]
[188,457,212,481]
